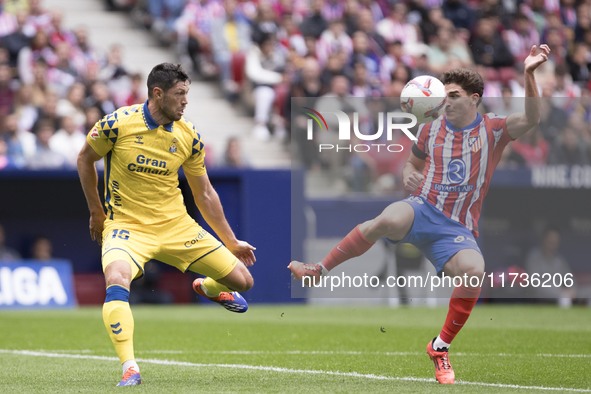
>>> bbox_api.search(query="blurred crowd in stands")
[1,0,591,186]
[0,0,146,170]
[130,0,591,193]
[0,0,246,170]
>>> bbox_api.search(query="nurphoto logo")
[303,107,418,153]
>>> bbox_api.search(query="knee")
[374,215,394,234]
[461,262,485,279]
[364,215,398,240]
[214,262,255,293]
[104,267,132,289]
[361,203,413,241]
[235,273,254,292]
[445,249,485,279]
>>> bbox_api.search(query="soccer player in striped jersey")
[289,44,551,384]
[77,63,255,386]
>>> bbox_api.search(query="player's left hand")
[228,240,256,267]
[524,44,551,74]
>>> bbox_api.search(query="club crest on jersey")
[468,136,481,152]
[169,138,178,153]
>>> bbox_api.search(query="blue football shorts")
[390,196,482,274]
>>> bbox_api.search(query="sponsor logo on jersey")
[127,154,171,176]
[184,229,208,247]
[90,127,99,140]
[434,184,475,192]
[447,159,466,184]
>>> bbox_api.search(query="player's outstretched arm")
[506,44,551,140]
[186,172,256,266]
[77,142,107,245]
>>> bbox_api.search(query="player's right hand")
[89,211,107,246]
[228,240,256,267]
[403,172,424,193]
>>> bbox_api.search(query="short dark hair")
[147,63,190,98]
[441,68,484,98]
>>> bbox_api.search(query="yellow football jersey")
[86,101,206,225]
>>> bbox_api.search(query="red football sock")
[322,225,374,271]
[439,286,481,344]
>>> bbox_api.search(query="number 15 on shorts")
[111,229,130,240]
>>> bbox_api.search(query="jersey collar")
[143,100,174,132]
[446,112,482,133]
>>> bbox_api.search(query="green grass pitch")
[0,304,589,393]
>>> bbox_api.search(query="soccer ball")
[400,75,446,123]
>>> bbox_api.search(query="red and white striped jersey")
[411,113,512,236]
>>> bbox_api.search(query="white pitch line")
[140,350,186,354]
[138,349,591,359]
[0,349,589,393]
[142,350,423,356]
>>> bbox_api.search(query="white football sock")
[122,360,139,374]
[433,336,451,351]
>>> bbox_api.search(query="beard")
[161,97,183,122]
[162,106,181,122]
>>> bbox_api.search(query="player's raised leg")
[289,201,414,280]
[102,258,141,386]
[190,246,253,313]
[427,249,484,384]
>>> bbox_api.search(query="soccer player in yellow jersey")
[77,63,255,386]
